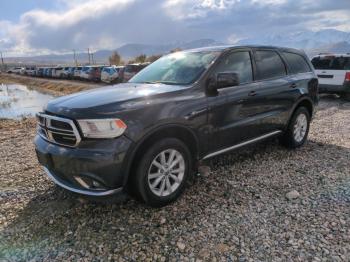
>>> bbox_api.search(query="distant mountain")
[5,30,350,65]
[238,29,350,56]
[306,41,350,57]
[5,39,224,65]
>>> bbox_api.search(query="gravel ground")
[1,95,350,261]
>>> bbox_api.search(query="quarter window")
[255,50,286,80]
[282,52,311,74]
[213,51,253,84]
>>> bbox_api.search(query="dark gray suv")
[35,45,318,206]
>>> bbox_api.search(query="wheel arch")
[122,124,200,186]
[287,96,314,127]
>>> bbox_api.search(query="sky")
[0,0,350,56]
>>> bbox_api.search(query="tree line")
[108,48,182,66]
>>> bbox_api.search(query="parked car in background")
[89,66,104,82]
[35,67,45,77]
[47,68,54,78]
[73,66,83,79]
[101,65,124,83]
[20,66,36,75]
[79,66,103,82]
[7,67,24,74]
[80,66,91,80]
[122,63,150,82]
[311,54,350,100]
[28,67,37,76]
[52,67,64,78]
[61,67,75,79]
[35,45,318,207]
[43,68,49,77]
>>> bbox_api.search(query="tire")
[340,93,350,101]
[280,106,310,149]
[131,138,192,207]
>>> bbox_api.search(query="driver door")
[206,50,262,152]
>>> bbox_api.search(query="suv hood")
[44,82,189,118]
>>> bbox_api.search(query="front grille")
[36,113,81,147]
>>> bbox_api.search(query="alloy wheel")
[147,149,185,197]
[293,113,308,143]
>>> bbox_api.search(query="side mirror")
[216,72,240,89]
[206,72,240,96]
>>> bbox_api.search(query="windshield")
[129,51,220,85]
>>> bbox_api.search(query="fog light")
[92,180,101,188]
[74,176,105,190]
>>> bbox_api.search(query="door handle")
[248,91,257,96]
[290,83,297,88]
[184,108,207,120]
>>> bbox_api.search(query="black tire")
[131,138,192,207]
[280,106,310,148]
[340,93,350,101]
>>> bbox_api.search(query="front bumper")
[42,167,122,196]
[34,134,133,196]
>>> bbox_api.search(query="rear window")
[255,50,286,80]
[311,56,350,70]
[282,52,311,74]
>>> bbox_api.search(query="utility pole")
[73,49,78,66]
[0,52,4,72]
[87,48,91,64]
[91,53,95,65]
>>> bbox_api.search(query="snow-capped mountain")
[238,29,350,54]
[5,30,350,64]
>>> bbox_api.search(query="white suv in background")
[101,65,124,83]
[311,54,350,100]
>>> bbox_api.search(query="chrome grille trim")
[36,113,81,147]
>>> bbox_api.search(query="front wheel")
[280,107,310,148]
[132,138,192,207]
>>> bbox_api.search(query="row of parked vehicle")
[6,63,150,83]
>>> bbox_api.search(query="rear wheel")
[280,106,310,148]
[132,138,192,207]
[340,93,350,101]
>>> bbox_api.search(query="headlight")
[78,119,127,138]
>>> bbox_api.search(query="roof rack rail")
[318,52,333,55]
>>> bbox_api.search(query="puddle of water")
[0,83,54,119]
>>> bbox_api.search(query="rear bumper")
[319,82,350,93]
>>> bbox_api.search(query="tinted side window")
[255,51,286,80]
[214,51,253,84]
[283,52,311,74]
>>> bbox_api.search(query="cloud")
[0,0,349,56]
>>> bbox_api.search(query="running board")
[202,130,283,160]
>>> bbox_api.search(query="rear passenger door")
[251,49,297,133]
[281,51,317,105]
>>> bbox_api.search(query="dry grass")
[0,73,105,96]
